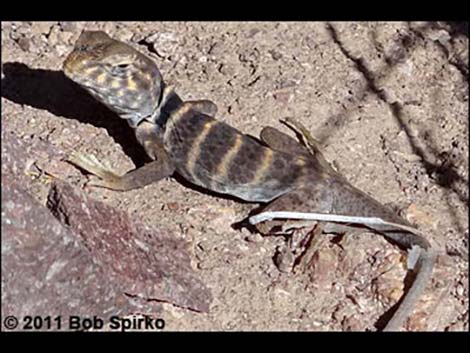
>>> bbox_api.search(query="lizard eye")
[108,63,130,76]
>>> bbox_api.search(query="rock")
[1,130,163,329]
[1,127,211,330]
[55,44,70,57]
[117,28,134,42]
[1,128,69,193]
[406,203,439,230]
[273,90,293,105]
[2,175,145,329]
[341,315,363,331]
[17,37,31,52]
[145,32,180,58]
[247,28,261,38]
[373,252,406,305]
[57,31,74,45]
[238,47,260,64]
[269,49,283,61]
[31,22,55,36]
[47,181,212,312]
[273,245,296,273]
[58,21,76,33]
[165,202,179,211]
[47,26,60,46]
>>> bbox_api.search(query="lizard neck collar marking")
[126,114,147,128]
[135,83,181,131]
[151,87,176,128]
[125,82,176,130]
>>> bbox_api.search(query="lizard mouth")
[62,59,77,80]
[62,52,87,80]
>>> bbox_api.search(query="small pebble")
[247,28,261,38]
[270,50,282,60]
[59,21,76,32]
[456,282,464,297]
[166,202,179,211]
[245,232,263,243]
[31,22,54,36]
[17,37,31,52]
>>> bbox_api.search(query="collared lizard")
[62,30,435,331]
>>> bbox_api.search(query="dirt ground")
[1,22,468,331]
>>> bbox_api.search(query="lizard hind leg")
[254,186,333,235]
[254,186,333,274]
[252,181,436,331]
[259,126,310,156]
[262,118,338,175]
[281,117,323,155]
[281,117,338,174]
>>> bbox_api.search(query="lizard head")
[63,30,163,127]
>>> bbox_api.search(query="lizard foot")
[281,117,337,174]
[67,151,124,190]
[274,221,321,273]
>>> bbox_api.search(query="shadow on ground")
[1,62,150,167]
[324,23,468,208]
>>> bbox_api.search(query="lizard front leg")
[184,99,218,117]
[158,85,219,117]
[68,125,175,191]
[68,153,174,191]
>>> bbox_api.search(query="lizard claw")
[84,175,111,189]
[67,151,112,178]
[67,151,122,189]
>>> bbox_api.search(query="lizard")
[62,30,436,331]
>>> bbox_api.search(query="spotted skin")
[63,30,435,331]
[63,30,163,127]
[162,103,322,202]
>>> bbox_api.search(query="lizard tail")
[382,247,436,331]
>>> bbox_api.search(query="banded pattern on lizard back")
[163,103,322,202]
